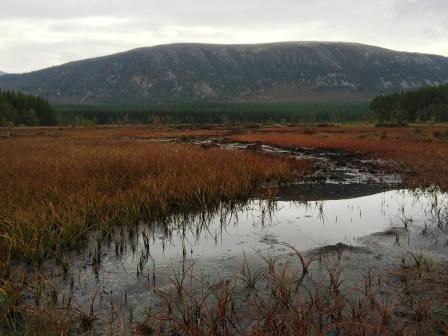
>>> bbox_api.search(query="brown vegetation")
[231,125,448,190]
[0,129,309,264]
[1,125,448,335]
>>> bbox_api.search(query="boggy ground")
[230,124,448,190]
[1,124,448,335]
[0,128,310,263]
[0,126,309,334]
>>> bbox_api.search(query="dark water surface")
[31,187,447,327]
[20,141,448,330]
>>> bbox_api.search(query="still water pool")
[31,186,447,326]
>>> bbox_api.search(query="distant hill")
[0,71,6,77]
[0,42,447,104]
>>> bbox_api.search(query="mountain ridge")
[1,42,447,104]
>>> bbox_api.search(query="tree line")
[57,101,369,125]
[0,91,59,126]
[370,84,448,122]
[6,84,448,126]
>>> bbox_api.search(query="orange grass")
[231,125,448,190]
[0,132,309,263]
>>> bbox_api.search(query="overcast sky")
[1,0,447,73]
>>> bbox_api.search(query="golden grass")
[0,132,309,264]
[231,125,448,190]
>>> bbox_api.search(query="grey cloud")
[0,38,130,72]
[0,0,447,72]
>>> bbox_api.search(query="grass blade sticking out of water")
[238,251,266,291]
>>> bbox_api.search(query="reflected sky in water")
[34,188,447,326]
[119,189,439,264]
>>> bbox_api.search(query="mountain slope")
[0,42,447,104]
[0,71,7,77]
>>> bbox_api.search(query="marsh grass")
[231,125,448,190]
[0,133,309,264]
[3,195,448,335]
[2,126,448,335]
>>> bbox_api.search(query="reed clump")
[0,134,309,264]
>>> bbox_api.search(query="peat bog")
[1,125,448,335]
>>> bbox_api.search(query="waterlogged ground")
[16,141,448,332]
[133,137,402,185]
[23,187,447,329]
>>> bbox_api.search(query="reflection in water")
[33,188,447,326]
